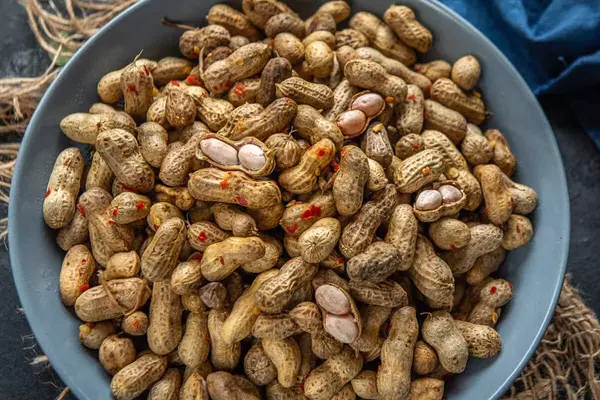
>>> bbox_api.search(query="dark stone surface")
[0,2,598,399]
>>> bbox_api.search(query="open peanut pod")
[413,180,467,222]
[196,133,276,177]
[336,91,385,138]
[315,283,362,344]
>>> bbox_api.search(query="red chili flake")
[385,95,394,103]
[153,224,159,231]
[204,333,211,343]
[194,253,203,261]
[339,149,347,157]
[44,187,52,198]
[128,84,137,94]
[508,282,514,290]
[510,198,515,209]
[270,39,275,47]
[79,283,90,293]
[219,256,225,265]
[310,205,321,218]
[286,223,298,234]
[337,257,344,265]
[132,320,140,330]
[408,93,416,101]
[411,143,421,149]
[223,79,232,90]
[490,286,497,294]
[143,65,150,76]
[308,145,313,151]
[236,193,248,206]
[516,224,521,233]
[186,75,202,86]
[219,178,229,189]
[135,201,145,210]
[300,381,305,393]
[330,161,340,172]
[138,69,146,77]
[423,112,428,120]
[170,80,180,86]
[317,148,327,158]
[197,231,207,242]
[112,208,118,216]
[484,207,489,215]
[77,204,86,217]
[233,83,246,95]
[81,259,87,264]
[450,244,458,252]
[422,166,431,175]
[107,219,114,226]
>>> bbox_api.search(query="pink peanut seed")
[238,144,266,171]
[336,109,367,138]
[438,184,463,204]
[200,138,238,166]
[323,313,360,343]
[415,190,442,211]
[350,93,385,118]
[315,284,351,315]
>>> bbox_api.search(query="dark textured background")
[0,1,598,399]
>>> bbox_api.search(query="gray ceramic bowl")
[9,0,569,399]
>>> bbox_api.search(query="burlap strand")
[1,2,598,399]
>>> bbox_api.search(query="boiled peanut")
[441,224,504,275]
[415,60,452,82]
[208,308,242,370]
[170,259,203,295]
[349,279,407,308]
[141,218,187,281]
[97,58,156,104]
[178,25,230,59]
[99,334,136,375]
[347,241,400,282]
[424,100,467,143]
[206,371,260,400]
[201,236,265,281]
[178,311,210,368]
[391,149,445,193]
[247,202,286,231]
[258,57,294,107]
[413,340,439,375]
[298,217,341,263]
[351,305,391,353]
[384,5,432,53]
[102,251,140,281]
[395,133,424,159]
[148,368,181,400]
[207,4,260,40]
[110,353,167,400]
[279,138,336,194]
[244,343,278,386]
[303,346,363,400]
[422,311,468,374]
[59,245,95,306]
[452,55,481,91]
[410,378,444,400]
[361,121,394,167]
[431,78,485,125]
[276,77,334,110]
[228,97,298,142]
[56,204,89,251]
[262,337,301,388]
[485,129,517,177]
[455,320,501,358]
[121,311,148,336]
[468,279,513,327]
[79,321,116,349]
[120,59,154,117]
[366,158,389,191]
[228,78,262,106]
[110,192,151,224]
[147,202,184,231]
[305,40,334,78]
[333,146,369,216]
[265,12,305,38]
[293,104,344,150]
[429,217,471,250]
[345,59,407,103]
[384,204,418,271]
[60,112,136,145]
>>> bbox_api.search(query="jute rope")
[1,2,598,399]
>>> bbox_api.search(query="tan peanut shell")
[385,204,419,271]
[485,129,517,177]
[473,164,513,225]
[206,371,260,400]
[170,259,203,295]
[397,86,425,138]
[279,138,336,194]
[151,56,193,85]
[59,245,95,306]
[110,353,167,400]
[257,57,294,107]
[344,59,408,103]
[305,40,334,78]
[141,217,187,282]
[252,313,301,339]
[424,100,467,143]
[351,305,391,353]
[413,181,468,223]
[180,371,209,399]
[429,217,471,250]
[165,89,196,129]
[415,60,452,82]
[79,321,116,349]
[242,234,283,273]
[88,224,115,267]
[43,148,84,229]
[178,24,230,57]
[441,224,504,275]
[465,246,506,285]
[121,311,148,336]
[276,77,334,110]
[298,217,341,263]
[289,302,323,334]
[265,12,305,38]
[410,378,445,400]
[351,370,378,399]
[461,123,493,165]
[207,4,260,40]
[178,311,210,369]
[384,5,433,53]
[136,122,168,169]
[325,79,361,121]
[265,134,302,170]
[455,320,502,358]
[452,55,481,91]
[378,306,418,399]
[56,205,89,251]
[218,103,264,139]
[87,150,115,192]
[227,78,262,106]
[102,251,140,281]
[347,241,400,282]
[147,280,183,356]
[333,146,369,216]
[422,129,468,171]
[201,236,265,281]
[392,149,445,193]
[303,346,363,400]
[204,43,271,95]
[413,340,439,375]
[273,32,305,65]
[146,96,170,130]
[422,311,469,374]
[409,235,455,309]
[467,279,513,327]
[154,184,194,211]
[294,104,345,150]
[148,368,181,400]
[78,188,134,252]
[446,167,482,211]
[335,29,368,49]
[60,112,136,145]
[247,202,285,231]
[502,214,533,250]
[75,278,150,322]
[96,129,155,193]
[280,191,336,236]
[244,343,277,387]
[262,337,301,388]
[196,96,235,132]
[99,334,136,376]
[221,269,280,344]
[120,59,154,117]
[349,279,407,307]
[111,192,151,224]
[228,97,298,142]
[360,123,393,169]
[306,11,336,35]
[188,168,282,208]
[349,12,416,65]
[366,158,389,191]
[97,58,156,104]
[431,78,486,125]
[242,0,297,29]
[395,133,424,160]
[208,308,242,370]
[339,184,397,258]
[147,202,184,231]
[256,257,319,313]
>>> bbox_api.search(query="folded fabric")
[440,0,600,147]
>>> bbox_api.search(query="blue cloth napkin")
[439,0,600,147]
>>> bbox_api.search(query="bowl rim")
[8,0,570,399]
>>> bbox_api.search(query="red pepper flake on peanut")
[219,178,229,189]
[450,244,457,252]
[81,259,87,264]
[317,149,327,158]
[422,167,431,175]
[44,188,52,198]
[107,219,114,226]
[330,161,340,172]
[77,204,85,217]
[135,201,145,210]
[186,75,202,86]
[385,96,394,103]
[516,224,521,233]
[170,80,180,86]
[197,231,207,242]
[219,256,225,265]
[490,286,497,294]
[112,208,118,216]
[79,283,90,293]
[408,93,416,101]
[133,320,140,330]
[236,194,248,206]
[286,223,298,234]
[127,84,137,94]
[337,257,344,265]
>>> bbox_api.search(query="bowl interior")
[9,0,569,399]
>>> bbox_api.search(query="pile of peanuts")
[43,1,537,399]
